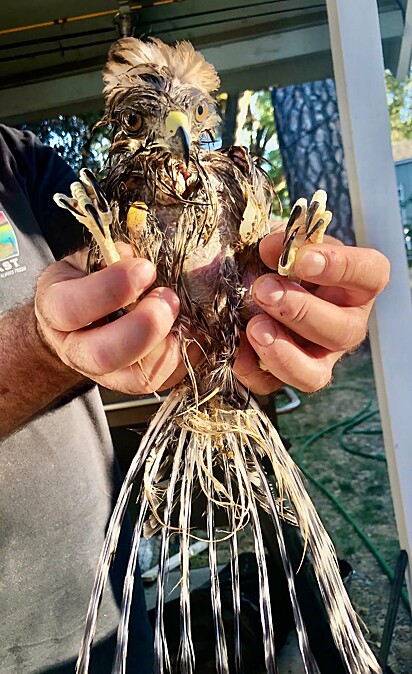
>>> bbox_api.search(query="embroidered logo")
[0,211,26,278]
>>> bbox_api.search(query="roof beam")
[0,8,404,124]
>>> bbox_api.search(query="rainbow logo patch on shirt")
[0,211,19,262]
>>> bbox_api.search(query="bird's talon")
[80,168,111,214]
[54,172,120,266]
[278,190,332,279]
[283,203,302,245]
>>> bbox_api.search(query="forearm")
[0,302,85,439]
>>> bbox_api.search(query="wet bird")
[55,37,381,674]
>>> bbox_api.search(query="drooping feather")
[103,37,220,104]
[54,36,382,674]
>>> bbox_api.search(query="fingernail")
[249,320,277,346]
[131,260,155,289]
[149,287,180,311]
[254,277,284,304]
[296,251,326,277]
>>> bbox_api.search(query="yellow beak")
[164,110,191,165]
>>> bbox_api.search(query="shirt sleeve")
[9,126,88,259]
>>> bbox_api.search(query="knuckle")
[104,266,135,307]
[55,302,85,332]
[370,250,391,293]
[253,377,281,395]
[61,338,85,372]
[64,335,110,376]
[90,342,119,374]
[288,298,311,325]
[336,251,355,285]
[302,367,332,393]
[347,321,366,350]
[335,314,364,351]
[145,301,175,339]
[274,345,296,378]
[129,362,156,394]
[34,268,59,329]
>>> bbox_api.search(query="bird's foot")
[54,168,120,266]
[278,189,332,280]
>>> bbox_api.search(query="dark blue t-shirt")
[0,125,153,673]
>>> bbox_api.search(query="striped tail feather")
[76,385,382,674]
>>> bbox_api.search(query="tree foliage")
[241,91,289,217]
[385,70,412,142]
[19,111,110,174]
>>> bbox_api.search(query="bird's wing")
[206,145,274,247]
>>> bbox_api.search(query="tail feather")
[238,442,277,674]
[177,434,196,674]
[222,455,242,674]
[252,455,318,674]
[76,389,183,674]
[248,395,382,674]
[206,442,229,674]
[112,491,149,674]
[153,430,186,674]
[76,386,382,674]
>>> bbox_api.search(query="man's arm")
[0,302,84,438]
[1,245,187,440]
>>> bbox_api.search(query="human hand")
[234,231,390,395]
[35,245,191,394]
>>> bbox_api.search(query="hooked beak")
[164,110,191,166]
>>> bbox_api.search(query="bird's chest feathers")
[154,199,237,309]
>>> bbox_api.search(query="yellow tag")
[127,202,148,239]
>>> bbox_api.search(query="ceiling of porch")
[0,0,409,123]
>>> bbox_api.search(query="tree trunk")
[221,92,240,147]
[271,79,354,244]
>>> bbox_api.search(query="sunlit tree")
[20,112,110,174]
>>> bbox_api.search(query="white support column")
[326,0,412,602]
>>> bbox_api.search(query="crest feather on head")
[103,37,220,102]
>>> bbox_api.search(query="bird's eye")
[195,101,209,123]
[121,110,143,134]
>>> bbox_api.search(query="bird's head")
[101,37,221,201]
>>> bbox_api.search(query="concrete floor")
[144,567,305,673]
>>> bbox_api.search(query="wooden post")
[326,0,412,602]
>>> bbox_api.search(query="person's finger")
[259,231,341,273]
[233,333,282,395]
[157,340,203,391]
[98,242,136,269]
[293,244,390,305]
[37,257,156,331]
[65,242,136,273]
[104,333,183,394]
[259,231,285,270]
[56,287,180,375]
[103,337,203,395]
[246,315,343,393]
[252,274,368,352]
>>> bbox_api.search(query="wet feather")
[70,37,382,674]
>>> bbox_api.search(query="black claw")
[82,169,110,213]
[280,227,299,267]
[283,205,302,245]
[305,218,324,241]
[57,196,83,217]
[85,203,105,236]
[305,200,320,233]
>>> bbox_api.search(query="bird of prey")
[54,37,381,674]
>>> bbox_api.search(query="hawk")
[55,37,381,674]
